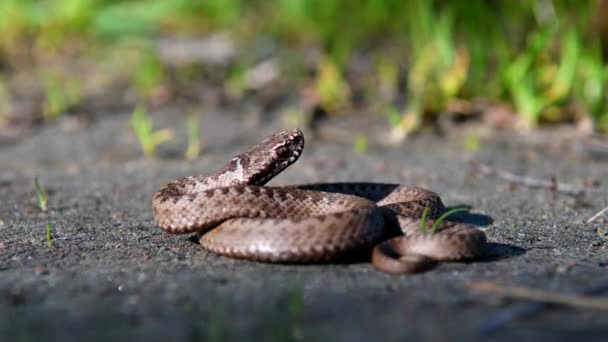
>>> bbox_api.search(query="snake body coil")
[152,129,486,273]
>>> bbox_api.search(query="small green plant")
[132,51,166,98]
[287,285,303,341]
[268,284,304,342]
[42,73,82,120]
[501,26,581,128]
[577,45,608,132]
[184,111,201,160]
[385,106,402,129]
[0,77,10,122]
[419,207,469,234]
[34,177,48,212]
[353,134,368,154]
[130,105,174,159]
[315,56,351,113]
[46,222,53,249]
[376,57,399,102]
[419,207,431,234]
[206,302,227,342]
[225,62,247,100]
[463,134,481,153]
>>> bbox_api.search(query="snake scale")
[152,129,487,273]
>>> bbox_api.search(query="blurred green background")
[1,0,607,136]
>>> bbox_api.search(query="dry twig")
[475,276,608,335]
[587,206,608,223]
[469,281,608,311]
[469,160,585,196]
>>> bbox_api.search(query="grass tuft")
[0,1,607,133]
[184,111,202,160]
[353,135,369,154]
[463,134,481,153]
[419,207,431,233]
[34,177,48,213]
[420,207,469,234]
[130,105,174,159]
[431,207,469,234]
[42,73,82,120]
[46,222,53,249]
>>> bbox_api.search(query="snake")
[152,129,487,273]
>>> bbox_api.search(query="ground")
[1,109,607,341]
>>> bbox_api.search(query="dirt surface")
[1,109,607,341]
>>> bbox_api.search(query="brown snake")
[152,129,487,273]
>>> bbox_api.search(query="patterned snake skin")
[152,129,487,273]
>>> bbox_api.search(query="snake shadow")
[444,205,494,226]
[446,204,526,262]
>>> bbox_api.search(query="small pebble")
[34,266,48,276]
[556,261,576,273]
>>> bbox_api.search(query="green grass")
[205,302,227,342]
[34,177,47,212]
[42,72,82,120]
[45,222,53,249]
[419,207,431,234]
[184,111,201,160]
[34,177,53,248]
[353,135,369,154]
[462,134,481,153]
[268,285,304,342]
[0,0,606,134]
[130,105,174,159]
[419,207,470,234]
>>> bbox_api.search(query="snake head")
[222,128,305,185]
[267,128,305,162]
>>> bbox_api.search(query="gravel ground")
[1,109,607,341]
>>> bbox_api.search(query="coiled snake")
[152,129,487,273]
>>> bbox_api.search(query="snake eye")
[291,135,303,145]
[275,145,291,158]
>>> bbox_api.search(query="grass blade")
[130,105,174,159]
[185,111,201,160]
[419,207,430,234]
[46,222,53,249]
[431,207,469,234]
[34,177,48,212]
